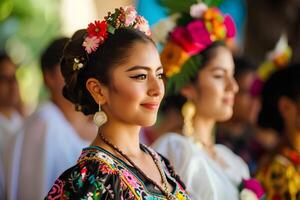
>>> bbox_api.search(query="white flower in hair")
[190,2,208,18]
[267,34,289,60]
[151,14,180,44]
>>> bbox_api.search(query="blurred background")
[1,0,299,114]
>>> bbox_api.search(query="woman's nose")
[147,76,164,97]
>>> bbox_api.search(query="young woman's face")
[104,41,164,127]
[192,46,238,121]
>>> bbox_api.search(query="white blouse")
[153,133,250,200]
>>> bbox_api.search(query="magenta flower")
[171,26,202,55]
[82,36,101,54]
[224,15,236,38]
[187,20,212,51]
[250,77,264,97]
[242,178,265,199]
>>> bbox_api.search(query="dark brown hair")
[258,64,300,134]
[189,41,226,84]
[61,28,154,115]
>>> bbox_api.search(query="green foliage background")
[0,0,61,112]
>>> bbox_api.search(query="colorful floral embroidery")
[45,146,191,200]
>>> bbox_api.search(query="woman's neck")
[193,114,216,147]
[94,120,142,157]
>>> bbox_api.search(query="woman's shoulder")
[45,147,131,200]
[215,144,250,181]
[215,144,247,164]
[152,132,192,150]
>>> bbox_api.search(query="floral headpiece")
[152,0,236,94]
[73,6,151,71]
[250,35,292,96]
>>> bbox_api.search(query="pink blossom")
[187,20,212,51]
[242,178,265,199]
[190,3,208,18]
[224,15,236,38]
[124,6,137,26]
[135,16,151,36]
[171,26,203,55]
[82,36,101,54]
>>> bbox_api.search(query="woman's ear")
[86,78,108,104]
[180,84,196,100]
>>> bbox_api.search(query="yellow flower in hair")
[203,8,214,20]
[161,42,189,77]
[213,24,226,40]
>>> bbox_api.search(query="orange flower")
[160,42,189,77]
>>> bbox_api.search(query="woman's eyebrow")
[126,65,163,72]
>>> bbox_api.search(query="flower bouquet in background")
[239,178,266,200]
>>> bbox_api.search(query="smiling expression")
[191,46,239,121]
[102,41,165,127]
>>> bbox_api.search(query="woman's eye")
[213,74,224,79]
[157,73,164,79]
[130,74,147,80]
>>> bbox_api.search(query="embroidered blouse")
[45,145,191,200]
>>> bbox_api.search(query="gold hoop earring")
[93,102,107,127]
[181,101,196,137]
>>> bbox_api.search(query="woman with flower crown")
[45,6,190,200]
[152,1,252,199]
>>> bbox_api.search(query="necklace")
[99,132,175,200]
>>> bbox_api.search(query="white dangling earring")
[93,102,107,127]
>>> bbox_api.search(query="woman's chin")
[216,109,233,122]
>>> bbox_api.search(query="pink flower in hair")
[124,5,137,26]
[187,20,212,51]
[224,15,236,38]
[135,16,151,36]
[82,36,101,54]
[171,26,202,55]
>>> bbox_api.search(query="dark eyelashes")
[129,73,164,80]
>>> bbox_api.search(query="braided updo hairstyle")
[60,28,154,115]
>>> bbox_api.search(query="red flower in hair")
[87,20,108,40]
